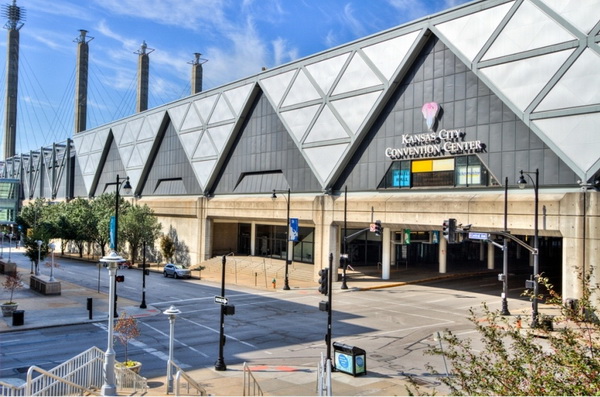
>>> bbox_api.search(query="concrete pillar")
[74,30,91,133]
[487,242,495,270]
[382,227,391,280]
[250,222,256,256]
[480,241,485,262]
[4,28,20,159]
[439,237,447,273]
[191,53,205,95]
[136,41,151,113]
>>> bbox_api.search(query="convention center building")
[2,0,599,300]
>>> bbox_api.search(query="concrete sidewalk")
[0,248,474,395]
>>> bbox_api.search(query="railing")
[170,360,207,396]
[24,366,100,396]
[115,362,148,394]
[243,362,264,396]
[0,346,147,396]
[316,353,332,396]
[24,346,105,396]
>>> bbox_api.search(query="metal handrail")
[170,360,207,396]
[25,365,100,396]
[243,362,264,396]
[115,361,148,393]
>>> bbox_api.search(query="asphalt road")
[1,260,533,392]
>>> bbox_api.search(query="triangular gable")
[211,92,322,193]
[114,110,167,192]
[140,121,202,196]
[258,29,422,189]
[172,82,256,192]
[334,34,578,191]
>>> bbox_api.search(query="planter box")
[1,303,18,317]
[0,261,17,276]
[30,275,61,295]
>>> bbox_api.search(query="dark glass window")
[379,155,493,189]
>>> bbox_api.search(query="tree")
[44,201,77,255]
[16,198,48,230]
[2,272,23,304]
[160,234,175,263]
[23,225,52,273]
[421,273,600,396]
[65,198,96,258]
[114,311,141,367]
[120,204,161,265]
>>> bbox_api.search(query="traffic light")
[442,219,457,243]
[318,268,329,295]
[442,219,449,241]
[115,275,125,282]
[374,220,382,237]
[448,218,456,244]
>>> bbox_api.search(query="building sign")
[385,102,487,160]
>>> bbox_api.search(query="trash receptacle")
[12,310,24,326]
[332,342,366,376]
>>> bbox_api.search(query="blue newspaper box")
[333,342,367,376]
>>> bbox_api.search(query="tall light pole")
[100,174,131,396]
[8,233,14,262]
[164,305,181,394]
[341,186,349,289]
[500,177,510,316]
[34,239,42,275]
[272,188,291,290]
[48,242,56,282]
[140,241,147,309]
[518,168,539,328]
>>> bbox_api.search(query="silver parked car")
[163,263,191,279]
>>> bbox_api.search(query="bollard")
[87,297,93,320]
[272,278,276,289]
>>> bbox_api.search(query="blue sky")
[0,0,470,157]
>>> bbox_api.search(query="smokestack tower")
[74,29,93,133]
[190,53,207,95]
[2,0,25,160]
[135,41,153,113]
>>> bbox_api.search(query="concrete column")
[382,227,391,280]
[487,242,495,270]
[391,233,397,269]
[74,30,91,133]
[191,53,204,95]
[136,41,151,113]
[250,222,256,256]
[480,241,485,262]
[439,237,447,273]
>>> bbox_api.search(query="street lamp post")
[164,305,181,394]
[500,177,510,316]
[99,251,126,396]
[341,186,349,289]
[109,175,131,317]
[8,234,14,262]
[49,242,56,282]
[100,174,131,396]
[35,239,42,275]
[271,188,291,290]
[518,168,539,328]
[140,241,147,309]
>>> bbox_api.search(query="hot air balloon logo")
[421,102,440,131]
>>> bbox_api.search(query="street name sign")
[214,296,228,304]
[468,232,489,240]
